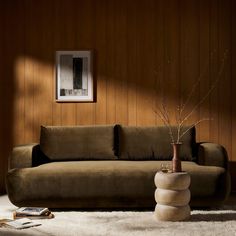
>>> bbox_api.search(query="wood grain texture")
[154,0,164,126]
[199,0,210,141]
[95,1,107,124]
[114,0,128,125]
[1,0,19,193]
[180,0,200,134]
[230,0,236,188]
[74,0,95,125]
[0,1,4,193]
[60,1,77,126]
[209,0,219,144]
[127,1,137,126]
[24,0,37,143]
[106,0,116,124]
[164,0,180,127]
[231,0,236,143]
[0,0,235,192]
[218,0,232,160]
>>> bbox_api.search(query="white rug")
[1,195,236,236]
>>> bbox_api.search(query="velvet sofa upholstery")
[6,125,231,208]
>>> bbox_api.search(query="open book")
[0,218,41,229]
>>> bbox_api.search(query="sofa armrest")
[197,142,229,169]
[9,143,39,170]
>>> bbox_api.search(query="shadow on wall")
[0,45,14,194]
[13,56,52,144]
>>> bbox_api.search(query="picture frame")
[56,50,93,102]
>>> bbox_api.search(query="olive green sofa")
[6,125,231,208]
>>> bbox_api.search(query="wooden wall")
[0,0,235,192]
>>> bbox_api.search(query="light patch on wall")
[14,56,54,144]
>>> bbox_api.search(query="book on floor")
[15,207,49,216]
[0,218,41,229]
[13,207,54,219]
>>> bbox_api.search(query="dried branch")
[163,110,174,143]
[178,118,212,142]
[179,51,215,119]
[179,51,227,127]
[153,107,174,143]
[153,50,228,143]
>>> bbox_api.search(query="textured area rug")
[1,195,236,236]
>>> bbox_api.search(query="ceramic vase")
[172,143,182,172]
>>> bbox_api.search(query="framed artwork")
[56,50,93,102]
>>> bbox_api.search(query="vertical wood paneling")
[199,0,210,141]
[52,0,62,126]
[231,0,236,190]
[24,0,37,142]
[135,2,143,126]
[141,0,155,125]
[74,0,95,125]
[38,0,53,129]
[31,1,54,139]
[12,2,25,145]
[154,0,164,126]
[106,0,116,124]
[209,0,219,144]
[0,0,236,192]
[181,0,200,135]
[1,0,17,192]
[218,0,231,159]
[95,1,107,124]
[60,1,77,126]
[136,1,155,125]
[0,1,4,193]
[164,0,180,127]
[127,1,137,126]
[114,0,128,125]
[32,5,42,141]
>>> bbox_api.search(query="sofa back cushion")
[118,125,195,161]
[40,125,117,161]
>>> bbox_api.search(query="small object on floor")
[13,207,54,219]
[16,207,49,216]
[0,218,41,229]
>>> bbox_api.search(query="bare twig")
[179,51,227,127]
[153,50,228,143]
[179,50,217,119]
[178,118,212,141]
[153,107,174,143]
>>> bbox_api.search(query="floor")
[1,194,236,236]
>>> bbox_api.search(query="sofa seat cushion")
[40,125,117,161]
[6,161,226,208]
[118,126,195,160]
